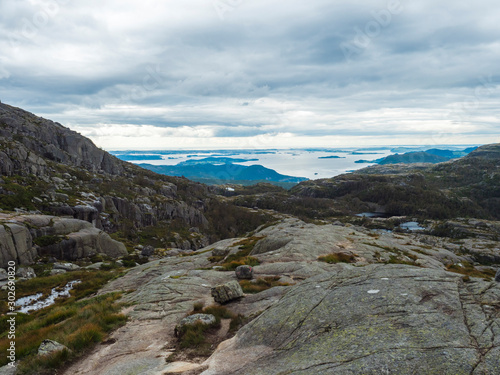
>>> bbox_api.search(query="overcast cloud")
[0,0,499,149]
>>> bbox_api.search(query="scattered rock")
[175,314,217,336]
[50,269,67,275]
[235,265,253,280]
[38,339,69,356]
[212,247,230,257]
[15,267,36,279]
[141,245,155,257]
[211,281,244,304]
[496,268,500,282]
[0,364,17,375]
[0,269,8,281]
[53,262,80,271]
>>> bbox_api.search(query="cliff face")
[0,103,262,254]
[0,103,124,176]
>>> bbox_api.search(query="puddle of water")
[16,280,81,313]
[400,222,425,231]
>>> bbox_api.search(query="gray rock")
[37,339,69,356]
[212,247,230,257]
[53,262,80,271]
[496,268,500,282]
[0,269,8,281]
[177,313,216,331]
[141,245,155,257]
[50,269,67,275]
[0,364,17,375]
[235,265,253,280]
[211,280,244,304]
[15,267,36,279]
[0,224,36,268]
[202,264,500,375]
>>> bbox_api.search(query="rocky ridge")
[61,218,500,375]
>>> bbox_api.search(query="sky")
[0,0,499,150]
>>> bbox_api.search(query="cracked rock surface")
[202,264,500,375]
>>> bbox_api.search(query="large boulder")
[0,223,37,268]
[38,339,69,356]
[202,264,500,375]
[15,267,36,279]
[211,281,244,304]
[235,265,253,280]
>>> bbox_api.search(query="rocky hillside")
[0,103,271,256]
[229,143,500,221]
[58,217,500,375]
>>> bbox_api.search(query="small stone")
[15,267,36,280]
[0,364,17,375]
[211,280,244,304]
[495,269,500,282]
[212,247,230,257]
[53,262,80,271]
[0,269,8,281]
[175,314,217,337]
[50,269,67,275]
[38,339,69,356]
[178,314,216,328]
[141,245,155,257]
[235,265,253,280]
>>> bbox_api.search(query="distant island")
[318,155,346,159]
[355,147,478,165]
[138,158,308,188]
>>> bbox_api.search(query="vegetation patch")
[318,253,356,264]
[33,235,64,247]
[239,276,292,294]
[217,236,264,270]
[446,262,495,280]
[0,269,128,374]
[172,303,246,360]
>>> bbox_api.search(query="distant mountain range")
[138,158,308,188]
[355,147,478,165]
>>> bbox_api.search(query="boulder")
[50,269,67,275]
[235,265,253,280]
[15,267,36,279]
[141,245,155,257]
[53,262,80,271]
[176,313,216,334]
[0,269,8,281]
[0,364,16,375]
[0,224,36,268]
[212,247,230,257]
[38,339,69,356]
[211,281,244,304]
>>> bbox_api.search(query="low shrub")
[318,253,356,264]
[239,276,292,294]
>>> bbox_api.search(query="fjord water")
[112,148,395,179]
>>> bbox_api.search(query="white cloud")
[0,0,499,149]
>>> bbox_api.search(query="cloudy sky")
[0,0,499,150]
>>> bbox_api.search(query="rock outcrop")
[0,103,124,176]
[202,264,500,374]
[211,281,244,304]
[0,213,127,266]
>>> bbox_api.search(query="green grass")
[218,237,263,270]
[0,269,128,374]
[174,303,245,356]
[239,276,292,294]
[318,253,356,264]
[446,261,495,280]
